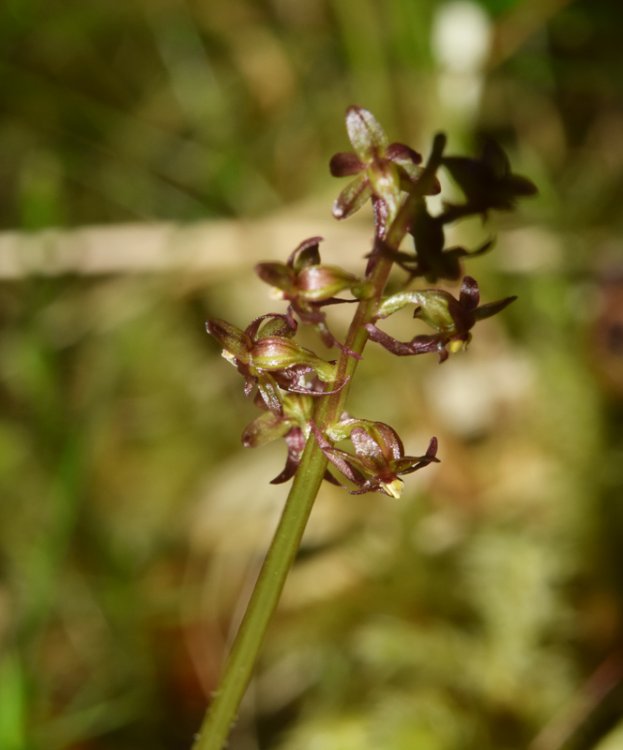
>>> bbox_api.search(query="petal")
[329,152,364,177]
[366,323,443,357]
[251,337,337,383]
[446,238,494,261]
[310,422,367,487]
[205,318,249,358]
[332,175,372,220]
[459,276,480,311]
[386,142,422,165]
[379,477,404,499]
[371,422,404,462]
[255,262,295,293]
[412,133,446,196]
[376,290,427,319]
[256,375,284,413]
[507,174,538,197]
[387,143,435,192]
[270,428,306,484]
[481,139,510,179]
[345,105,389,162]
[275,367,348,395]
[396,162,429,188]
[393,436,440,475]
[289,236,323,272]
[411,290,458,333]
[350,427,383,461]
[473,295,517,321]
[247,313,295,340]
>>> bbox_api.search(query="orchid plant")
[193,106,535,750]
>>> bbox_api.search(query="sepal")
[333,174,372,220]
[345,105,388,162]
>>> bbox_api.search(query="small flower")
[255,237,367,354]
[205,313,347,410]
[256,236,362,303]
[366,276,516,363]
[241,400,306,484]
[312,417,439,498]
[241,394,338,485]
[330,106,438,230]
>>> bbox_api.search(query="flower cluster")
[206,106,535,497]
[206,313,346,483]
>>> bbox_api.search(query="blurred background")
[2,0,623,748]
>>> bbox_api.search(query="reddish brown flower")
[330,106,438,232]
[255,237,367,354]
[366,276,516,363]
[312,417,439,498]
[206,313,346,411]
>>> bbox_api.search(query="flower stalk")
[191,187,418,750]
[192,106,535,750]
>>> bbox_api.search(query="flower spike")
[199,106,533,750]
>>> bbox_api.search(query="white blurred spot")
[432,1,491,73]
[432,1,492,115]
[425,351,535,439]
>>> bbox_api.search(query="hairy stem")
[191,195,417,750]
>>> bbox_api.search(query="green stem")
[191,195,418,750]
[190,434,327,750]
